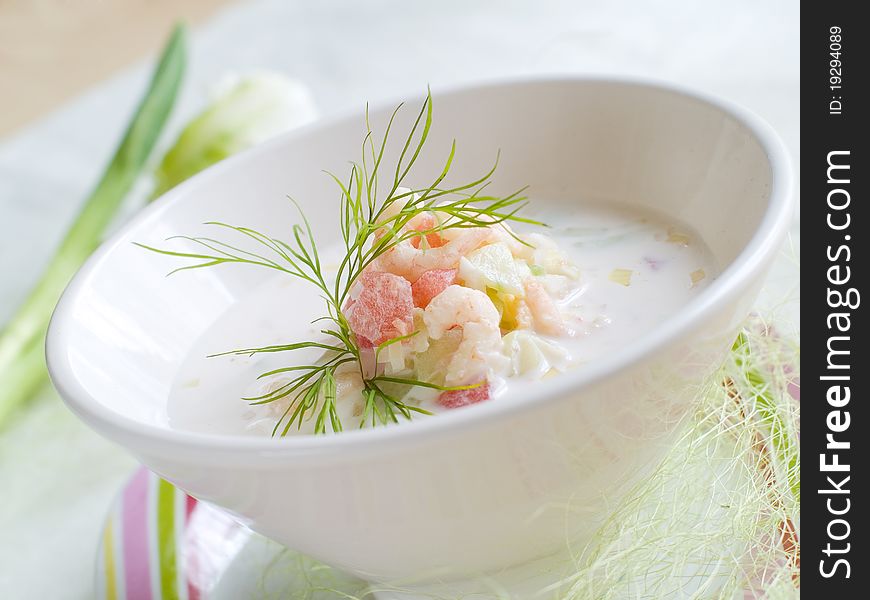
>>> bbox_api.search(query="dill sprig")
[138,90,541,435]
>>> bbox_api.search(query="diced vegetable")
[502,330,571,378]
[414,329,462,387]
[522,233,581,279]
[643,256,664,271]
[383,339,409,373]
[608,268,633,286]
[345,271,414,346]
[458,242,525,295]
[411,269,456,308]
[666,228,691,246]
[514,259,533,280]
[487,290,528,332]
[438,382,490,409]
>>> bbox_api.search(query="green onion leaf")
[0,24,187,428]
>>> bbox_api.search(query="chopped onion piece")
[501,330,571,378]
[666,228,691,246]
[608,268,633,286]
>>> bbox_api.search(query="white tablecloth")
[0,1,799,597]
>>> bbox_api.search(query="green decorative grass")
[555,318,800,598]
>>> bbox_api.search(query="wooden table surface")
[0,0,233,136]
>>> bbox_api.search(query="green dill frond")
[206,341,346,358]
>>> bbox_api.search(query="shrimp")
[407,212,447,249]
[374,227,493,282]
[422,285,505,386]
[524,278,569,336]
[476,219,527,256]
[440,213,526,255]
[371,193,524,280]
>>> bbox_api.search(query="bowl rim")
[46,74,794,460]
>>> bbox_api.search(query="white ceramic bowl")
[47,77,791,598]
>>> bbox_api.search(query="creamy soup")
[168,203,717,436]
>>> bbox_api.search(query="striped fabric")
[97,468,245,600]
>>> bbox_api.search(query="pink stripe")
[185,495,201,600]
[122,469,154,600]
[185,493,198,518]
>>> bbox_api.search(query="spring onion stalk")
[153,71,318,197]
[0,25,187,427]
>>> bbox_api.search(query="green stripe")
[156,479,179,600]
[103,516,118,600]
